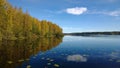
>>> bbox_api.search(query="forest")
[0,0,63,40]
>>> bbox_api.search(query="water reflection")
[0,37,62,68]
[67,54,87,62]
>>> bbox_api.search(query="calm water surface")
[0,36,120,68]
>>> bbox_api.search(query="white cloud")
[108,10,120,16]
[87,10,120,17]
[67,54,87,62]
[45,8,120,17]
[65,7,87,15]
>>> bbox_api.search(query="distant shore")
[64,31,120,36]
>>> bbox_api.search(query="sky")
[8,0,120,33]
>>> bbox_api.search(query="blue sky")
[8,0,120,33]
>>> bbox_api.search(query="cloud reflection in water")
[67,54,87,62]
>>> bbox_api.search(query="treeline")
[0,0,63,40]
[64,31,120,36]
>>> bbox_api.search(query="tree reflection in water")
[0,37,63,68]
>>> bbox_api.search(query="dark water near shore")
[0,36,120,68]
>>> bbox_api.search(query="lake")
[0,36,120,68]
